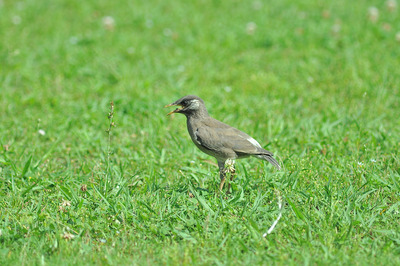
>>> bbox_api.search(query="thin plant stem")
[105,101,115,193]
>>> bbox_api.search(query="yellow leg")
[219,178,226,191]
[225,159,236,194]
[218,160,227,191]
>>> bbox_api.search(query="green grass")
[1,0,400,264]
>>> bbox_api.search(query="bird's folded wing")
[194,119,273,156]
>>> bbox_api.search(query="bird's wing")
[194,118,273,157]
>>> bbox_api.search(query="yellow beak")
[164,103,184,116]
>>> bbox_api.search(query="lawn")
[1,0,400,264]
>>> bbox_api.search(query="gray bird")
[165,95,281,192]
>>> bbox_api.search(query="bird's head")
[165,95,207,117]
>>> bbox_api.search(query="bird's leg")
[218,160,227,191]
[225,159,236,194]
[227,166,236,193]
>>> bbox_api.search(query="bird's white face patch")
[187,99,200,110]
[248,137,262,148]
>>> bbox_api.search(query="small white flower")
[38,129,46,136]
[224,86,232,92]
[99,238,107,243]
[61,200,71,207]
[246,22,257,35]
[396,32,400,42]
[370,159,376,163]
[62,232,75,240]
[386,0,397,12]
[102,16,115,30]
[368,7,379,22]
[357,162,364,166]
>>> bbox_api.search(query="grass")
[1,0,400,264]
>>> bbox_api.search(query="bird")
[165,95,281,192]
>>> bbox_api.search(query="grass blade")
[20,156,32,178]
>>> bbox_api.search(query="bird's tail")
[256,154,281,170]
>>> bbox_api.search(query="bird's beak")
[164,103,184,116]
